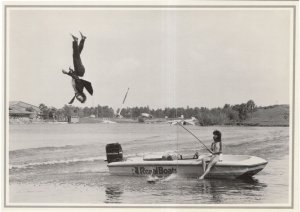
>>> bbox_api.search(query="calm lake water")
[8,123,290,205]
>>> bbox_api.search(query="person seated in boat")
[199,130,222,180]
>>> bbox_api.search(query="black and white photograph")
[3,0,298,209]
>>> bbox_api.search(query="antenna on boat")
[176,122,213,154]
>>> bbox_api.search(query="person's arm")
[68,95,76,104]
[62,69,79,80]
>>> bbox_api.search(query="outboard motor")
[106,143,123,163]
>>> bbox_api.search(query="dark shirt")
[66,71,93,104]
[72,78,85,94]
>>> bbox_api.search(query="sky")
[7,8,292,110]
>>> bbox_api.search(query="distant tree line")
[38,104,114,121]
[38,100,257,125]
[120,100,257,124]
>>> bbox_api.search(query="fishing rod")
[176,122,213,154]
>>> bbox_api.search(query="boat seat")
[143,157,164,161]
[144,156,174,161]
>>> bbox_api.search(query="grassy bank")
[240,105,289,126]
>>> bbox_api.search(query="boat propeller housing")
[106,143,123,163]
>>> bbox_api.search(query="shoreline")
[9,118,289,127]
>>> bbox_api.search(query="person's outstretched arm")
[68,95,76,104]
[62,69,79,80]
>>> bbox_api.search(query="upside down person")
[62,32,93,104]
[199,130,223,180]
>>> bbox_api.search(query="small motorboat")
[105,143,268,179]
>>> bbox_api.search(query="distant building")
[9,101,41,120]
[140,113,153,118]
[68,116,79,123]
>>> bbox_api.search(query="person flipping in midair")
[62,32,93,104]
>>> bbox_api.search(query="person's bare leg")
[202,158,206,172]
[199,162,213,179]
[199,156,219,180]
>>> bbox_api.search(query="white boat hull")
[107,155,267,179]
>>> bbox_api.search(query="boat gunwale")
[107,161,268,168]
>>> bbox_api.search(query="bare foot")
[70,33,78,42]
[79,31,87,40]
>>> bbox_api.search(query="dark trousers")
[73,39,85,77]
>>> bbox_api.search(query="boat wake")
[161,173,177,182]
[147,173,178,183]
[9,156,106,170]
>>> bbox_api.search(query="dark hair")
[213,130,222,142]
[76,92,86,103]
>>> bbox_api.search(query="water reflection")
[194,177,267,203]
[102,175,268,204]
[194,178,223,203]
[104,184,124,203]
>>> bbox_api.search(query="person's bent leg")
[73,40,79,60]
[199,156,219,179]
[78,38,85,54]
[72,41,85,77]
[72,40,79,74]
